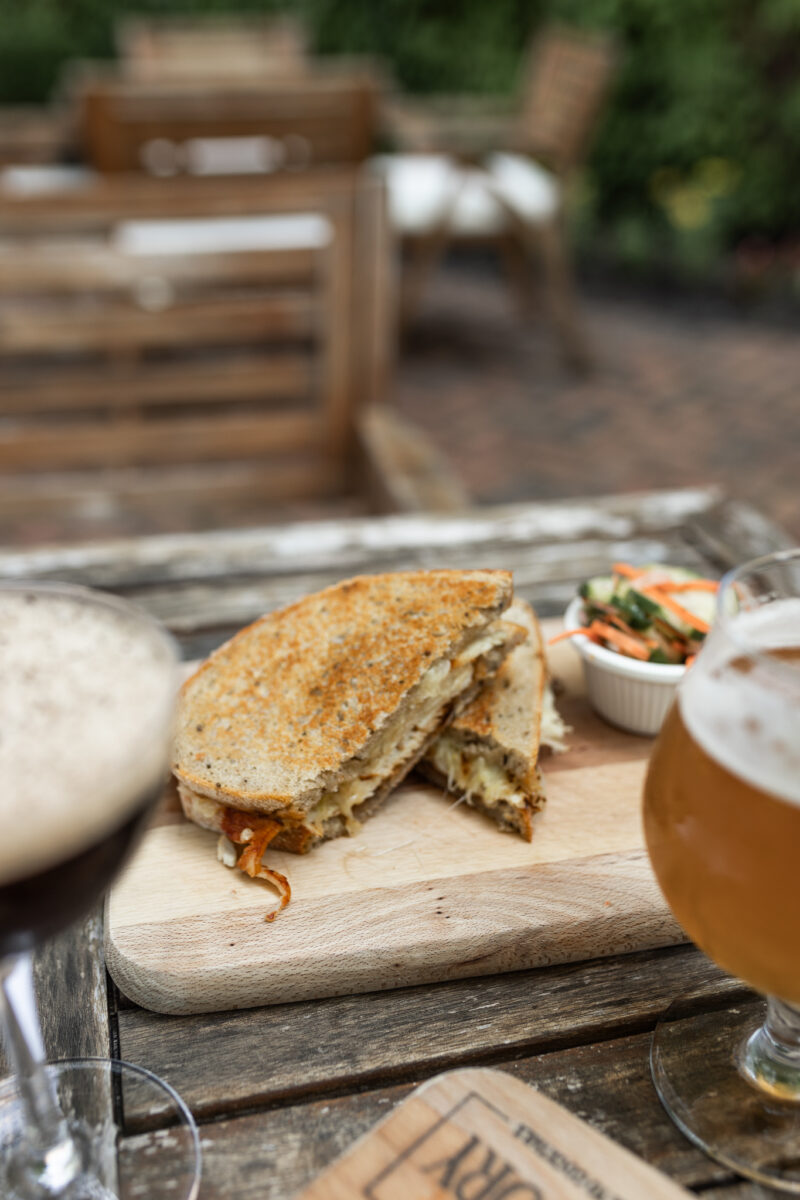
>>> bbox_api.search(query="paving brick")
[394,262,800,542]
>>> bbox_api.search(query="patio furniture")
[78,71,379,176]
[0,105,72,167]
[115,14,310,82]
[374,26,616,366]
[8,486,793,1195]
[0,169,462,543]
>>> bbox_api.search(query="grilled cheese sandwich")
[172,570,522,916]
[421,599,567,840]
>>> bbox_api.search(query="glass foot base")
[652,992,800,1193]
[0,1059,200,1200]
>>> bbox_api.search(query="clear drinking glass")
[0,582,200,1199]
[643,549,800,1191]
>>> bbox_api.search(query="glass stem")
[739,995,800,1101]
[0,953,81,1187]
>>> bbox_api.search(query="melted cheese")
[428,733,527,809]
[181,631,508,842]
[216,834,238,867]
[308,658,474,832]
[452,627,507,668]
[540,684,569,753]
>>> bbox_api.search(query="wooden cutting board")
[105,622,683,1014]
[293,1067,691,1199]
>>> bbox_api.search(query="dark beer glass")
[0,583,200,1199]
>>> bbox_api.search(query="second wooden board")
[105,623,683,1013]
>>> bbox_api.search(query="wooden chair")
[0,170,463,544]
[0,106,71,167]
[78,72,378,176]
[373,26,616,367]
[115,15,309,82]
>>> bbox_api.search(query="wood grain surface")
[4,491,790,1200]
[105,622,682,1015]
[293,1067,692,1198]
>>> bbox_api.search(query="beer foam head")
[680,597,800,807]
[0,587,176,885]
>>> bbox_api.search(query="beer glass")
[644,549,800,1191]
[0,583,200,1199]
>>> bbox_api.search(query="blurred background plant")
[2,0,798,295]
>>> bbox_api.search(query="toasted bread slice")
[173,570,522,867]
[420,599,567,841]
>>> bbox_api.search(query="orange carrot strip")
[661,579,718,593]
[589,620,651,660]
[640,586,711,634]
[685,655,697,668]
[548,626,597,645]
[604,613,660,649]
[612,562,643,579]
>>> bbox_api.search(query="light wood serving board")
[294,1067,691,1199]
[105,622,683,1014]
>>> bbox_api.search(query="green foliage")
[1,0,797,265]
[552,0,800,257]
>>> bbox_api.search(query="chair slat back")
[116,15,310,82]
[0,171,390,536]
[0,106,69,167]
[517,26,616,175]
[79,74,378,175]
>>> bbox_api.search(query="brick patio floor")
[394,259,800,542]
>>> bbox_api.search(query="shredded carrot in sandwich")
[221,811,292,921]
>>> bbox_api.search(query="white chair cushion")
[371,152,560,237]
[0,166,97,196]
[485,152,560,224]
[370,154,462,235]
[112,213,332,256]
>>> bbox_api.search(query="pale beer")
[644,599,800,1002]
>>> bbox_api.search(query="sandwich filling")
[178,621,517,912]
[540,683,569,753]
[425,732,544,812]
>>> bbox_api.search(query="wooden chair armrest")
[355,404,470,514]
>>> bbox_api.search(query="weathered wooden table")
[4,487,794,1199]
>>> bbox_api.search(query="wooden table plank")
[3,489,790,1200]
[105,529,706,632]
[117,946,744,1122]
[0,908,111,1074]
[118,1027,746,1199]
[687,497,796,569]
[0,488,722,590]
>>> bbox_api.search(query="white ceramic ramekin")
[562,596,685,736]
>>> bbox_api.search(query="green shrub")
[1,0,797,267]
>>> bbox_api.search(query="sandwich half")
[172,569,522,914]
[420,599,568,841]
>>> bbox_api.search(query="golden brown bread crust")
[172,569,514,815]
[178,635,518,853]
[439,598,546,796]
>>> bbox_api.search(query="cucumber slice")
[579,575,615,605]
[575,564,717,663]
